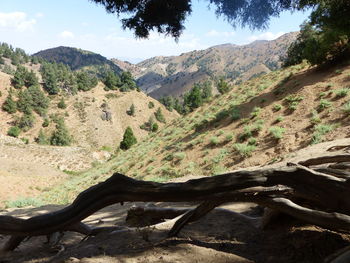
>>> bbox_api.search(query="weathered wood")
[0,162,350,253]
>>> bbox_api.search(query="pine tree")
[24,70,39,87]
[2,94,17,113]
[120,126,137,150]
[50,118,72,146]
[57,97,67,109]
[36,129,49,145]
[127,103,135,116]
[217,78,230,94]
[11,66,26,89]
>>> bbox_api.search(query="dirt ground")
[1,201,349,263]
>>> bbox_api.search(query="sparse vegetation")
[311,124,335,145]
[269,126,285,140]
[233,143,256,157]
[7,126,21,137]
[154,107,166,123]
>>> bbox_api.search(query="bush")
[154,107,166,123]
[333,88,349,98]
[42,118,50,127]
[310,110,321,125]
[7,126,21,137]
[273,104,282,112]
[217,78,230,94]
[17,113,35,131]
[120,126,137,150]
[230,106,240,120]
[36,129,49,145]
[151,122,159,132]
[50,118,72,146]
[285,94,304,111]
[269,126,285,140]
[127,103,136,116]
[275,116,284,123]
[318,99,332,111]
[233,143,256,157]
[210,136,220,146]
[311,124,335,145]
[342,101,350,115]
[148,101,155,109]
[250,107,261,118]
[57,98,67,109]
[2,94,17,114]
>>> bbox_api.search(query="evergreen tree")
[17,113,35,132]
[2,94,17,114]
[183,85,203,111]
[50,118,72,146]
[120,71,137,91]
[43,70,59,95]
[7,126,21,137]
[103,70,121,90]
[57,97,67,109]
[27,85,50,116]
[36,129,49,145]
[120,126,137,150]
[217,78,230,94]
[76,71,98,91]
[11,65,26,89]
[127,103,135,116]
[24,70,39,87]
[17,90,33,114]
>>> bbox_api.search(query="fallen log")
[0,161,349,257]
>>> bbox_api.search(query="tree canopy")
[90,0,322,39]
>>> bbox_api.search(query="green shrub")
[342,101,350,115]
[269,126,285,140]
[127,103,135,116]
[210,136,220,146]
[275,116,284,123]
[148,101,155,109]
[310,110,321,125]
[233,143,256,157]
[50,118,72,146]
[120,126,137,150]
[225,133,234,142]
[273,104,282,112]
[247,137,257,146]
[333,88,349,98]
[151,122,159,132]
[36,129,49,145]
[57,98,67,109]
[318,99,332,111]
[173,152,186,162]
[154,107,166,123]
[230,106,241,120]
[311,124,335,144]
[7,126,21,137]
[250,107,261,118]
[2,94,17,114]
[42,118,50,127]
[285,94,304,111]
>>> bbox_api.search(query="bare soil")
[1,202,349,263]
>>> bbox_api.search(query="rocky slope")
[113,32,298,98]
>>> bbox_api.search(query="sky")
[0,0,311,63]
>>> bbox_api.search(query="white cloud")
[103,31,206,58]
[206,30,235,38]
[248,31,285,42]
[0,12,36,32]
[59,30,75,39]
[35,12,44,18]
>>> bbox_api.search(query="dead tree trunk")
[0,154,350,262]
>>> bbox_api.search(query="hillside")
[0,72,178,149]
[34,46,122,76]
[113,32,298,98]
[27,59,350,206]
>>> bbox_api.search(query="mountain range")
[34,32,298,99]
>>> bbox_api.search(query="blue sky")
[0,0,311,63]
